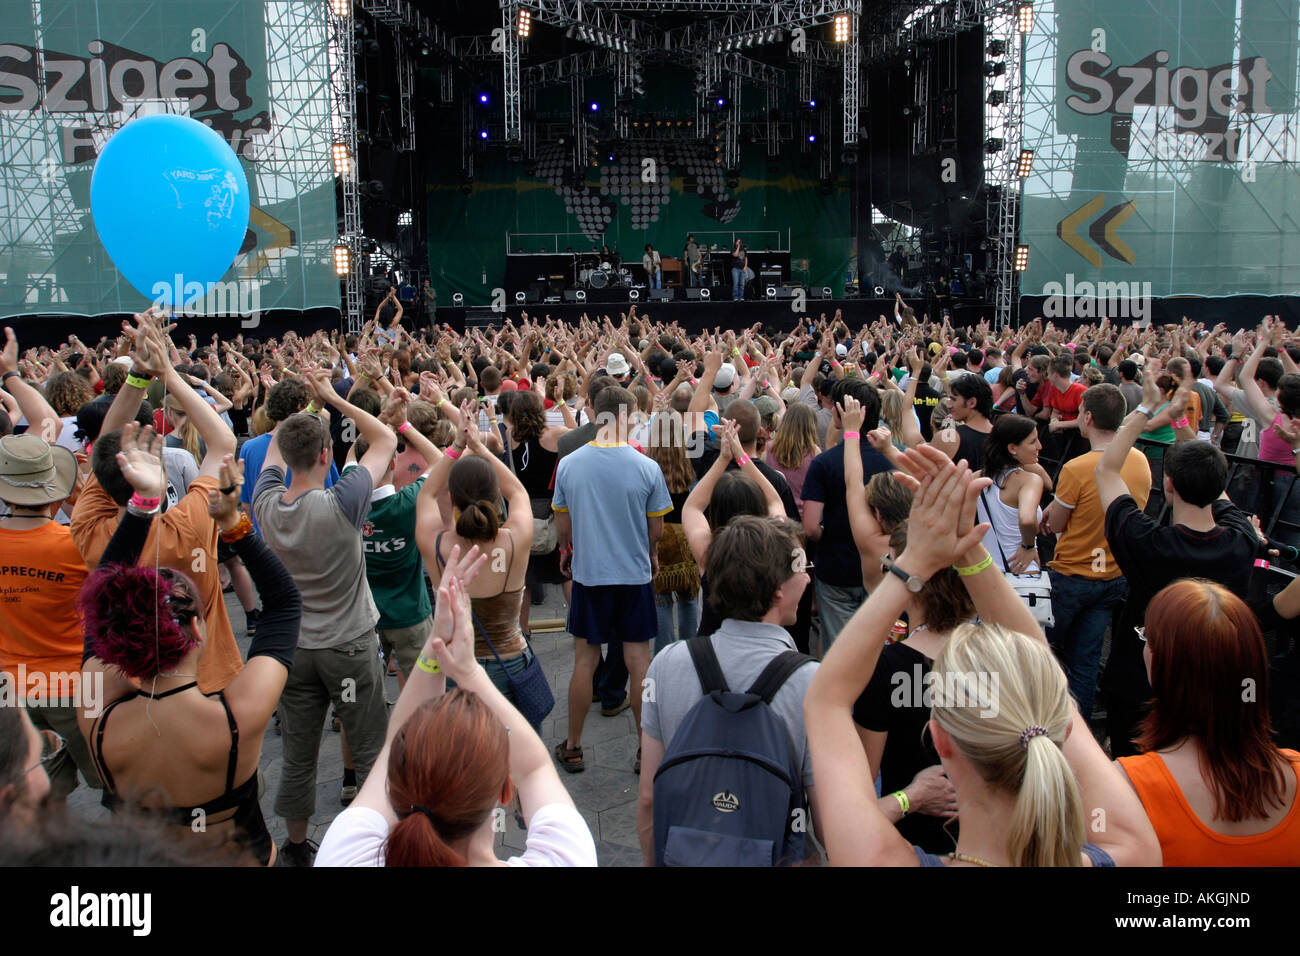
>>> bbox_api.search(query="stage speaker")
[514,291,527,304]
[686,287,711,300]
[628,288,641,301]
[649,288,674,302]
[810,287,834,299]
[765,286,777,299]
[563,289,588,303]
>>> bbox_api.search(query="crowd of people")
[1,304,1298,867]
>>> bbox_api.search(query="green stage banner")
[0,0,340,318]
[1020,0,1300,307]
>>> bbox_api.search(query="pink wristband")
[843,430,861,440]
[1173,417,1190,429]
[398,421,412,435]
[129,493,161,510]
[736,454,752,467]
[444,447,462,459]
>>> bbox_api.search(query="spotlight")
[330,0,351,17]
[452,292,464,306]
[716,97,726,108]
[987,90,1007,106]
[984,137,1004,154]
[987,40,1007,57]
[873,285,885,296]
[833,13,851,42]
[517,8,531,38]
[628,289,640,301]
[765,286,776,299]
[807,133,817,143]
[590,101,599,112]
[576,289,586,301]
[478,93,489,104]
[1017,2,1034,33]
[332,142,350,176]
[479,130,489,140]
[984,61,1006,77]
[699,288,710,299]
[397,210,413,227]
[515,291,526,303]
[1017,148,1034,177]
[419,42,430,56]
[1014,245,1030,271]
[334,244,351,276]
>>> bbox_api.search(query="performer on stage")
[683,234,703,287]
[729,238,749,301]
[642,244,662,290]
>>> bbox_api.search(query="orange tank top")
[1118,749,1300,866]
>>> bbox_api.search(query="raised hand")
[838,394,865,434]
[115,422,167,501]
[206,454,245,531]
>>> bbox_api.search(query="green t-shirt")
[344,466,430,630]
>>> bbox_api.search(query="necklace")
[949,851,1000,868]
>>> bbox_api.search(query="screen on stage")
[0,0,340,318]
[1019,0,1300,303]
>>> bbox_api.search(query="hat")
[638,339,650,350]
[713,363,737,390]
[781,385,802,404]
[753,395,780,421]
[606,352,631,378]
[835,342,848,357]
[111,356,134,367]
[0,434,78,507]
[1131,353,1146,367]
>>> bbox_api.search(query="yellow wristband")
[892,790,910,816]
[954,553,994,576]
[125,373,153,390]
[415,654,442,675]
[436,398,447,407]
[305,402,319,415]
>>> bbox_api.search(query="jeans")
[593,641,628,709]
[648,271,662,289]
[1045,571,1128,721]
[813,577,867,657]
[654,591,701,656]
[731,267,746,301]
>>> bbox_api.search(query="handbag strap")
[978,486,1014,574]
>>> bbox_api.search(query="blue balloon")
[91,114,251,309]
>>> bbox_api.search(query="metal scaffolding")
[503,4,522,144]
[983,3,1022,330]
[329,3,364,332]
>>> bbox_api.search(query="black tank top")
[955,423,988,472]
[512,438,559,501]
[91,683,273,865]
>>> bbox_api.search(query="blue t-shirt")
[239,431,340,534]
[983,366,1002,386]
[552,443,672,587]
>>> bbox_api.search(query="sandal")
[634,746,642,775]
[554,742,585,774]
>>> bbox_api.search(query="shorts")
[378,615,433,678]
[567,581,656,645]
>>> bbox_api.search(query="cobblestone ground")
[66,584,646,866]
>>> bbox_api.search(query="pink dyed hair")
[79,565,203,679]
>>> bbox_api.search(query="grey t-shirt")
[642,620,818,789]
[1118,381,1143,414]
[253,464,379,650]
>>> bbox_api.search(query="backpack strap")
[686,636,729,694]
[746,650,814,705]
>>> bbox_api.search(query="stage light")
[479,130,489,140]
[576,289,586,301]
[517,8,531,38]
[628,289,640,301]
[419,42,430,56]
[699,288,710,299]
[330,0,351,18]
[833,13,851,42]
[809,99,817,109]
[1014,245,1030,271]
[478,93,489,104]
[334,244,350,276]
[332,142,350,176]
[1017,2,1034,33]
[765,286,776,299]
[984,137,1004,153]
[398,210,413,227]
[590,102,599,112]
[1017,148,1034,177]
[987,40,1007,57]
[716,97,726,108]
[515,291,526,303]
[987,90,1007,106]
[452,292,464,306]
[807,133,817,143]
[984,61,1006,77]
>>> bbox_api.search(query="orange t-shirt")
[1048,449,1151,580]
[70,474,241,694]
[0,522,89,698]
[1119,749,1300,866]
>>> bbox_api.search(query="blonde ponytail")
[931,623,1086,867]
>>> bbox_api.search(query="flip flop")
[554,742,585,773]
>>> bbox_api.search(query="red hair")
[384,691,510,867]
[1139,579,1290,822]
[79,565,202,679]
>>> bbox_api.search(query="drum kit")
[576,253,630,289]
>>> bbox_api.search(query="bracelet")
[842,430,861,440]
[398,421,412,435]
[1,370,20,389]
[305,402,319,415]
[891,791,910,817]
[954,553,994,576]
[1172,416,1190,429]
[219,513,254,544]
[1020,541,1037,551]
[444,446,462,459]
[735,454,752,467]
[1135,404,1152,418]
[436,398,447,407]
[128,493,161,511]
[125,373,152,390]
[415,654,442,675]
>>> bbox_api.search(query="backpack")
[652,636,814,867]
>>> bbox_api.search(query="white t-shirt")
[314,802,597,867]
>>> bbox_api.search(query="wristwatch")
[1135,404,1153,418]
[881,555,926,593]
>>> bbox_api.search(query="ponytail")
[1007,730,1086,867]
[454,499,500,541]
[385,810,468,868]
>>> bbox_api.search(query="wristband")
[954,553,994,576]
[415,654,442,675]
[1020,541,1036,551]
[398,421,412,435]
[125,373,153,390]
[305,402,319,415]
[1172,416,1190,429]
[128,493,161,512]
[735,454,752,467]
[1,370,20,389]
[444,447,462,459]
[891,791,910,816]
[1135,404,1152,418]
[842,430,861,440]
[436,398,447,408]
